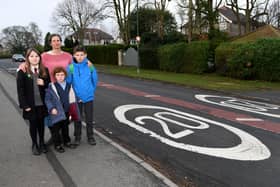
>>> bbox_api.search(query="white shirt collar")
[31,65,39,74]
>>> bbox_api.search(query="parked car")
[12,54,25,62]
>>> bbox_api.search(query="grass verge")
[96,64,280,91]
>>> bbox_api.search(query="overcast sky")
[0,0,177,40]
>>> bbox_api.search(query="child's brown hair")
[52,66,67,80]
[73,45,87,54]
[25,48,48,78]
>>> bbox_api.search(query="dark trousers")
[74,101,94,139]
[50,113,71,146]
[28,108,45,146]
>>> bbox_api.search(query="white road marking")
[144,95,160,97]
[236,118,263,121]
[114,104,271,161]
[195,94,280,118]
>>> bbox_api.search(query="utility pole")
[136,0,140,74]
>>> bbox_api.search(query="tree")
[129,7,177,39]
[226,0,242,35]
[226,0,270,34]
[64,36,79,48]
[1,23,42,54]
[111,0,132,45]
[176,0,193,42]
[152,0,172,39]
[27,22,42,45]
[52,0,109,44]
[44,32,51,51]
[267,0,280,28]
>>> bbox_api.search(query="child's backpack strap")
[50,83,60,99]
[89,65,95,72]
[69,63,94,73]
[69,63,74,74]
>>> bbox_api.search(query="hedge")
[215,42,247,75]
[62,44,125,65]
[158,41,209,74]
[139,47,159,69]
[220,38,280,81]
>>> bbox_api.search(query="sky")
[0,0,177,41]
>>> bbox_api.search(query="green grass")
[96,64,280,91]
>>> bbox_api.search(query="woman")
[19,33,92,78]
[41,34,72,81]
[16,48,50,155]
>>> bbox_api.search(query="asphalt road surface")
[1,58,280,187]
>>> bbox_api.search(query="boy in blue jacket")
[66,45,98,146]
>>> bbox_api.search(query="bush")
[86,45,125,65]
[0,53,11,59]
[158,41,209,74]
[227,38,280,81]
[158,43,187,72]
[62,44,125,65]
[215,42,247,75]
[139,46,159,69]
[162,31,186,44]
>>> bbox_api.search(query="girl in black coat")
[16,48,50,155]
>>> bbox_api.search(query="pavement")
[0,69,173,187]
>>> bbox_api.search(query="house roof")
[232,24,280,42]
[218,6,247,24]
[83,28,114,40]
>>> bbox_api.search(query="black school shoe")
[73,138,81,146]
[32,144,41,156]
[64,142,77,149]
[40,144,48,153]
[54,145,65,153]
[88,137,96,146]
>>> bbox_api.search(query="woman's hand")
[51,108,58,115]
[25,107,31,112]
[87,60,93,67]
[18,62,27,72]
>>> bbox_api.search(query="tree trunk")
[188,0,193,43]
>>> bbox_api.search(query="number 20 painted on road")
[114,104,270,161]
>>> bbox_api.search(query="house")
[218,6,263,36]
[70,28,114,45]
[181,5,264,38]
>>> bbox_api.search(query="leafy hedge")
[215,42,247,75]
[62,44,125,65]
[158,41,209,73]
[0,53,11,59]
[228,38,280,81]
[139,47,159,69]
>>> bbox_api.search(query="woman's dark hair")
[52,66,67,78]
[25,48,47,78]
[73,45,87,54]
[49,34,62,44]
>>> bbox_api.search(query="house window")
[219,17,227,31]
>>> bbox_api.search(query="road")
[1,58,280,187]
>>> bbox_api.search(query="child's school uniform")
[16,67,50,153]
[66,57,98,144]
[45,82,75,148]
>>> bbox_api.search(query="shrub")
[227,38,280,81]
[139,46,159,69]
[215,42,247,75]
[62,44,125,65]
[158,41,209,74]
